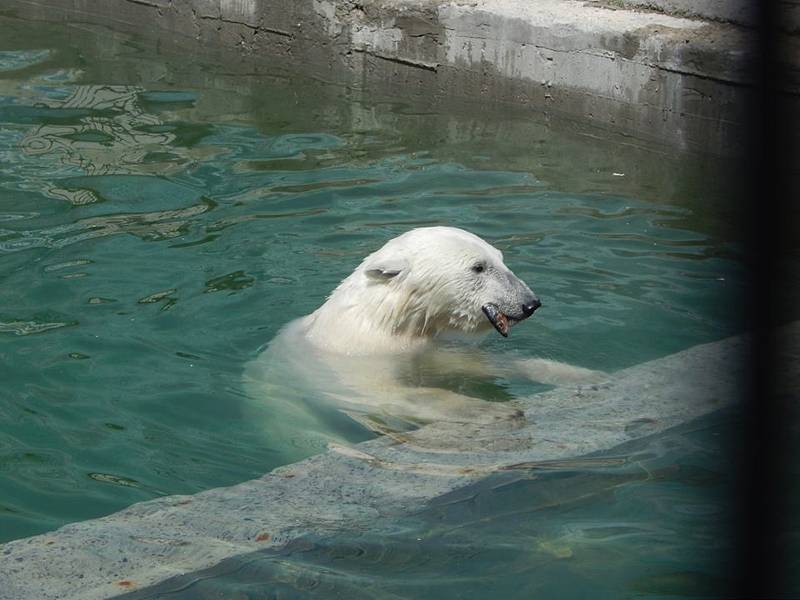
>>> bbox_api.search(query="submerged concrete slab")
[5,0,762,155]
[0,330,752,599]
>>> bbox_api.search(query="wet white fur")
[243,227,603,461]
[303,227,532,355]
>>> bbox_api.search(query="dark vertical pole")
[737,0,798,597]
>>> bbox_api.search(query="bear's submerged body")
[243,227,600,463]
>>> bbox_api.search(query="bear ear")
[364,257,408,281]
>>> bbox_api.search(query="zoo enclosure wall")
[5,0,796,158]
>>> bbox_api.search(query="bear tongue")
[482,303,510,337]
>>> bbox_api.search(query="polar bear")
[243,227,600,464]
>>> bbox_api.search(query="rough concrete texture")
[611,0,756,27]
[5,0,761,155]
[0,331,750,599]
[343,0,757,153]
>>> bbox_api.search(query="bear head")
[353,227,541,339]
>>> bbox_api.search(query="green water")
[0,14,746,594]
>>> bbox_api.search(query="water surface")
[0,14,747,596]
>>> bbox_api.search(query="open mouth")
[482,303,518,338]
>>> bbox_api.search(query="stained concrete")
[4,0,764,156]
[0,330,751,599]
[344,0,757,153]
[613,0,756,27]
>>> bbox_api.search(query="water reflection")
[17,85,191,204]
[0,198,215,252]
[0,79,220,254]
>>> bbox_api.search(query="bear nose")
[521,299,542,318]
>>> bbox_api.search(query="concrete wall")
[617,0,800,33]
[616,0,756,26]
[4,0,766,157]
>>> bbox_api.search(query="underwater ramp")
[0,332,750,599]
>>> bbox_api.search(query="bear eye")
[471,263,485,274]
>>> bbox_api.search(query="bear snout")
[521,298,542,318]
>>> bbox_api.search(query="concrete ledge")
[341,0,757,154]
[612,0,756,27]
[0,331,749,599]
[5,0,763,156]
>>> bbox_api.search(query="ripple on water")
[0,49,52,72]
[0,315,77,335]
